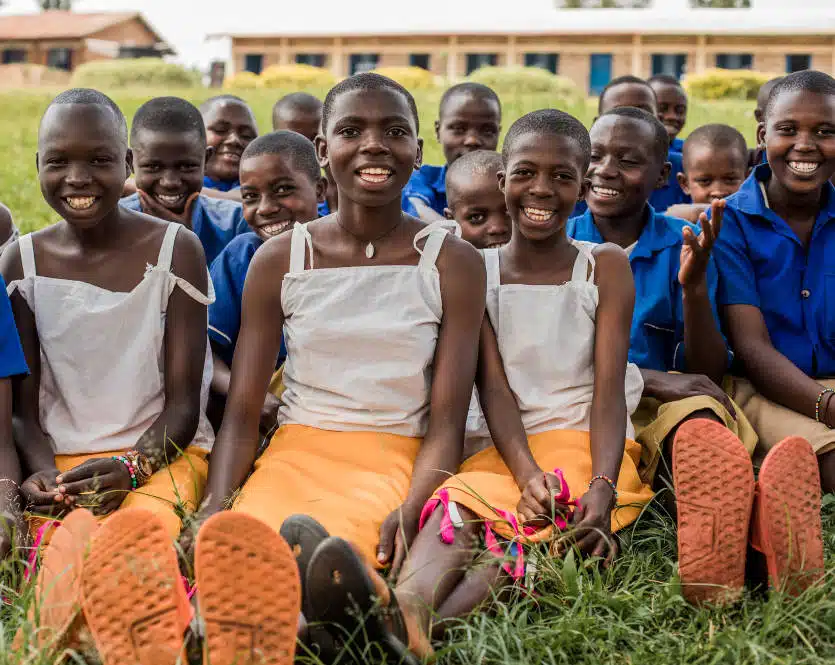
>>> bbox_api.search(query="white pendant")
[365,242,375,259]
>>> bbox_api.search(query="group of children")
[0,66,832,665]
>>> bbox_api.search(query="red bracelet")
[589,474,618,500]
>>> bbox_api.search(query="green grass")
[0,87,757,234]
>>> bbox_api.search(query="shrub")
[467,66,584,105]
[368,66,437,89]
[684,68,779,101]
[223,70,261,90]
[70,58,200,88]
[258,64,336,89]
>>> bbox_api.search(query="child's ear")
[125,148,134,178]
[578,177,590,202]
[443,207,454,220]
[497,170,506,194]
[34,152,40,174]
[756,122,766,149]
[677,172,690,196]
[315,135,329,170]
[434,119,441,143]
[655,161,672,190]
[315,175,327,204]
[205,145,215,164]
[414,137,424,171]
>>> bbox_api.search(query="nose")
[359,129,390,155]
[528,172,555,198]
[65,162,92,186]
[256,194,280,218]
[159,170,181,189]
[486,213,511,239]
[463,131,483,148]
[793,130,817,152]
[595,154,618,180]
[224,130,245,147]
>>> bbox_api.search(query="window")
[409,54,430,70]
[296,53,326,68]
[244,53,263,74]
[466,53,497,75]
[350,53,379,75]
[47,47,72,71]
[716,53,752,70]
[786,54,811,73]
[651,54,687,79]
[524,53,559,74]
[589,53,612,95]
[2,49,27,64]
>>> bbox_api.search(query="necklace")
[336,214,402,259]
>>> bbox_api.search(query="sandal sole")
[196,511,300,665]
[673,419,754,605]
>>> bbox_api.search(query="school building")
[219,3,835,94]
[0,11,172,72]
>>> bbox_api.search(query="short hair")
[43,88,127,144]
[322,72,419,134]
[439,82,502,118]
[763,70,835,122]
[598,75,657,113]
[756,76,785,110]
[130,96,206,145]
[647,74,684,89]
[273,92,322,118]
[502,109,591,172]
[597,107,670,163]
[199,94,251,114]
[682,124,748,170]
[446,150,503,205]
[241,130,321,184]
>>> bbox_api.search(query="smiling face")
[132,128,206,214]
[600,83,658,116]
[436,94,501,165]
[319,88,421,208]
[680,143,747,204]
[447,171,511,249]
[650,81,687,141]
[587,115,667,220]
[499,132,586,242]
[203,100,258,183]
[239,152,323,242]
[37,103,131,228]
[759,89,835,197]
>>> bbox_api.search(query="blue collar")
[575,204,681,260]
[203,175,239,192]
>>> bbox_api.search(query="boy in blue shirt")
[0,275,28,559]
[200,94,259,193]
[120,96,250,265]
[208,131,325,433]
[402,82,501,221]
[716,71,835,488]
[648,74,688,153]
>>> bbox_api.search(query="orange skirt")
[433,429,654,543]
[232,424,421,566]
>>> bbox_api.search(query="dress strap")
[569,239,596,283]
[18,233,36,278]
[289,222,313,273]
[414,221,451,271]
[156,223,181,272]
[483,248,501,291]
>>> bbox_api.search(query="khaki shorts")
[726,376,835,460]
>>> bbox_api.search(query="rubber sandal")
[14,508,98,652]
[279,514,329,617]
[306,536,422,665]
[753,436,824,595]
[673,419,755,605]
[195,511,301,665]
[80,508,191,665]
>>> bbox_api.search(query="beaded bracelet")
[112,455,138,490]
[589,474,618,499]
[815,388,834,429]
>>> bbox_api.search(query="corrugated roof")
[0,11,161,42]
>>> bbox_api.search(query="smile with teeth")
[523,207,555,222]
[259,220,293,236]
[592,185,620,198]
[155,193,185,207]
[485,241,508,248]
[787,161,820,175]
[358,167,393,183]
[65,196,97,210]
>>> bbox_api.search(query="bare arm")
[409,198,444,222]
[210,346,233,397]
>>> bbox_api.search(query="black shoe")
[279,514,330,617]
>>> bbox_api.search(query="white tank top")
[8,223,215,455]
[279,221,450,437]
[467,240,643,442]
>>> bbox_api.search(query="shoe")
[279,513,329,617]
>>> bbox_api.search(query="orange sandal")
[195,511,301,665]
[752,436,824,595]
[14,508,98,652]
[673,419,755,605]
[80,508,191,665]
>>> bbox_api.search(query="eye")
[774,123,796,135]
[817,127,835,137]
[387,127,408,138]
[448,124,466,135]
[695,178,712,186]
[91,156,113,165]
[554,172,575,181]
[467,213,486,224]
[481,127,499,137]
[512,168,534,177]
[142,164,161,173]
[179,164,199,172]
[589,152,601,162]
[338,127,360,138]
[275,185,295,195]
[240,192,257,203]
[45,157,67,166]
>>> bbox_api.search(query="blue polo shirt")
[713,164,835,378]
[671,137,684,153]
[208,232,287,369]
[318,200,331,217]
[403,164,447,216]
[568,205,724,373]
[0,276,28,378]
[203,175,240,192]
[121,193,249,266]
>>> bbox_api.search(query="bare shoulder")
[436,231,484,278]
[591,242,632,287]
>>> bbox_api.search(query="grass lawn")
[0,87,758,234]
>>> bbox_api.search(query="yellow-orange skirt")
[232,424,421,566]
[433,429,654,542]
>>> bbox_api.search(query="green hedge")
[684,68,779,101]
[70,58,201,89]
[467,66,585,106]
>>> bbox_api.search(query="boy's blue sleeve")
[0,277,28,378]
[208,248,247,368]
[232,205,251,236]
[403,169,436,209]
[711,208,760,308]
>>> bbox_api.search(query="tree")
[40,0,73,10]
